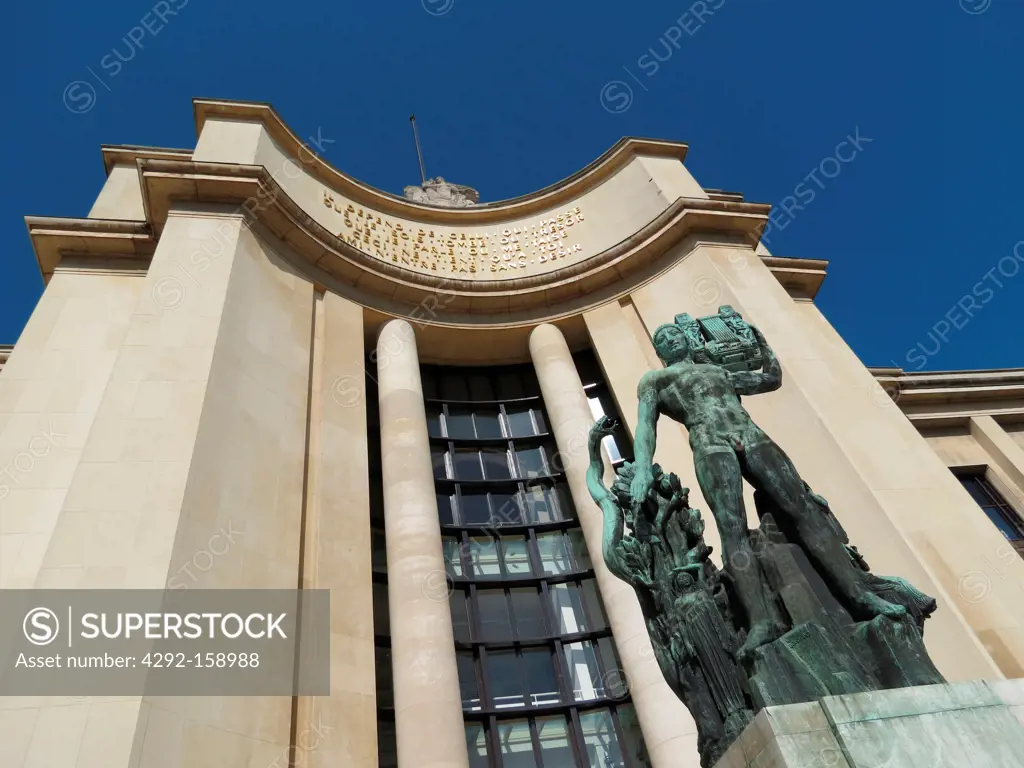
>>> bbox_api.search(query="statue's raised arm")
[726,326,781,396]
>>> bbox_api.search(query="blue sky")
[7,0,1023,371]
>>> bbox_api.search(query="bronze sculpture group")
[587,307,944,767]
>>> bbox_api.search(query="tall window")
[956,470,1024,542]
[420,352,649,768]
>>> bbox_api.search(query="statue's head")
[652,323,692,364]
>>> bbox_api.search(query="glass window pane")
[480,448,512,480]
[373,582,390,636]
[426,406,443,438]
[475,411,503,439]
[489,492,524,527]
[371,529,388,573]
[421,368,439,399]
[446,410,476,439]
[510,588,546,639]
[537,532,573,576]
[536,715,575,768]
[567,529,592,570]
[487,650,525,709]
[579,708,626,768]
[617,704,650,766]
[501,536,532,577]
[496,372,525,400]
[436,492,454,526]
[432,447,449,479]
[459,491,492,526]
[467,374,495,402]
[522,648,560,706]
[470,537,502,579]
[515,446,546,478]
[440,373,469,401]
[563,641,603,702]
[960,477,994,507]
[597,637,628,699]
[450,591,471,642]
[453,449,484,480]
[553,482,575,519]
[466,722,489,768]
[582,579,610,630]
[457,651,481,711]
[548,582,589,635]
[983,508,1024,540]
[477,590,512,642]
[532,409,548,434]
[442,537,464,578]
[523,484,558,524]
[504,407,536,438]
[375,645,393,708]
[496,719,536,766]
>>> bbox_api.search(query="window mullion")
[528,717,546,768]
[567,707,590,768]
[478,645,493,711]
[486,714,504,768]
[610,706,639,768]
[551,638,572,707]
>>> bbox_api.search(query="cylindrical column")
[529,324,700,768]
[377,319,470,768]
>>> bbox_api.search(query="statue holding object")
[588,306,944,767]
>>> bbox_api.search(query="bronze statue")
[628,314,906,660]
[588,306,945,766]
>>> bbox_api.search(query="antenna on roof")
[409,115,428,185]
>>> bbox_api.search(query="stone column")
[376,319,469,768]
[528,323,699,768]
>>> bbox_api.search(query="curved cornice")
[192,98,691,223]
[26,157,773,324]
[131,158,769,322]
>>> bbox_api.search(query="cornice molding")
[25,217,154,281]
[101,145,192,175]
[871,367,1024,427]
[759,256,827,300]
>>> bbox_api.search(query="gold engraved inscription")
[322,189,586,275]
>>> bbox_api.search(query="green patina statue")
[588,306,944,767]
[630,313,907,660]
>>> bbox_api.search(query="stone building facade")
[1,98,1023,768]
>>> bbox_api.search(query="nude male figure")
[629,321,905,661]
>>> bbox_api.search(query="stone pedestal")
[715,679,1024,768]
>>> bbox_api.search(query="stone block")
[717,679,1024,768]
